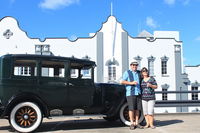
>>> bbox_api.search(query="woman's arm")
[148,84,158,89]
[147,77,158,89]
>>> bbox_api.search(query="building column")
[174,45,188,112]
[96,32,104,83]
[121,32,129,75]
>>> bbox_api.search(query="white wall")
[0,17,40,56]
[1,16,192,113]
[185,66,200,83]
[99,16,125,82]
[185,65,200,112]
[128,37,178,101]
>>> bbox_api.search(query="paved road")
[0,113,200,133]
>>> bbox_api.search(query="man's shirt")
[122,70,141,96]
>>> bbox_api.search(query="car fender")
[3,92,49,118]
[105,95,127,117]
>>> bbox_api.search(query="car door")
[37,60,67,108]
[66,64,95,110]
[67,79,94,107]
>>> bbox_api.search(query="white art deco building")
[0,16,199,113]
[185,65,200,112]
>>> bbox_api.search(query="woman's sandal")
[150,126,156,129]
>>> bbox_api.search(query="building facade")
[0,16,193,113]
[185,65,200,112]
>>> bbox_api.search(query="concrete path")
[0,113,200,133]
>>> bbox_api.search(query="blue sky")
[0,0,200,66]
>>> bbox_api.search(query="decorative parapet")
[3,29,13,39]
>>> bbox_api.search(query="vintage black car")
[0,54,144,132]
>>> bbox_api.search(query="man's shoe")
[136,124,144,129]
[130,124,136,130]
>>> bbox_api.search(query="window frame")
[70,61,93,80]
[12,59,38,77]
[147,56,155,77]
[162,88,168,101]
[161,56,169,76]
[192,86,198,100]
[40,60,66,79]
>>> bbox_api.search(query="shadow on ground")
[0,119,184,132]
[155,119,184,127]
[37,119,124,132]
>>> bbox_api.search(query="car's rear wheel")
[9,102,42,133]
[119,103,144,126]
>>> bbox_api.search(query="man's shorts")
[126,95,142,111]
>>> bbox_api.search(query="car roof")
[1,54,96,67]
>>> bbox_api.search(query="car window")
[81,68,92,79]
[13,60,37,76]
[41,61,65,78]
[70,62,92,79]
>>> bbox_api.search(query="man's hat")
[130,60,139,65]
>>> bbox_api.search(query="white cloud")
[39,0,79,10]
[146,17,158,29]
[195,36,200,41]
[164,0,176,5]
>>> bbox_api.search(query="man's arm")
[121,71,138,85]
[121,80,138,85]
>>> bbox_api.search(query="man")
[121,60,143,130]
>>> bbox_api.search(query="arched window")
[191,81,199,100]
[134,55,142,70]
[147,56,155,76]
[161,84,169,100]
[106,58,119,82]
[108,65,116,81]
[161,56,169,75]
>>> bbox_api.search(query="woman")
[140,67,157,129]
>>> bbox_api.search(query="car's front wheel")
[119,103,144,126]
[9,102,43,133]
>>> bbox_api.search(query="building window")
[105,58,119,82]
[192,86,198,100]
[134,55,142,70]
[108,65,116,81]
[17,66,31,76]
[161,84,169,101]
[35,44,52,55]
[161,56,169,75]
[162,88,168,100]
[148,56,155,76]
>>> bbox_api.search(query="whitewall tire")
[119,103,131,126]
[119,103,144,126]
[9,102,42,133]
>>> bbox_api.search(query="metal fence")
[154,91,200,107]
